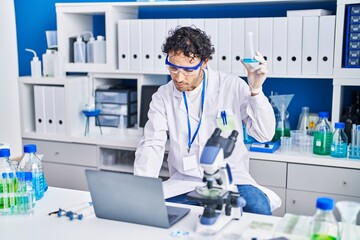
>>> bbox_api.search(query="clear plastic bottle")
[93,35,106,63]
[42,49,55,77]
[330,122,348,158]
[310,197,339,240]
[18,144,47,201]
[313,112,333,155]
[297,106,310,134]
[74,36,86,63]
[0,148,17,210]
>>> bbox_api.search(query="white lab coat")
[134,66,281,211]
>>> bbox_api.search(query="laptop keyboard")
[168,214,177,223]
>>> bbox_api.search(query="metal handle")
[292,199,296,205]
[343,180,347,185]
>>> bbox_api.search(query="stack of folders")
[95,88,137,128]
[117,9,336,76]
[343,4,360,68]
[33,85,66,135]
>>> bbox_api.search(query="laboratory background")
[1,0,360,239]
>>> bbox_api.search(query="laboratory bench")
[1,187,282,240]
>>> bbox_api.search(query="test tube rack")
[347,144,360,159]
[0,192,34,216]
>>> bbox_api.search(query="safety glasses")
[165,55,203,76]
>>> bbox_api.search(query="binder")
[287,17,303,75]
[258,18,273,74]
[141,19,155,71]
[217,18,232,73]
[205,18,218,71]
[318,15,336,75]
[33,85,46,134]
[273,17,288,75]
[302,16,319,75]
[44,86,56,134]
[118,19,130,71]
[231,18,245,75]
[54,86,66,135]
[178,18,192,27]
[154,19,167,72]
[129,19,142,71]
[166,19,178,37]
[191,18,205,31]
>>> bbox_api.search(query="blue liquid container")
[18,144,47,201]
[330,122,348,158]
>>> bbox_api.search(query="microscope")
[187,128,246,234]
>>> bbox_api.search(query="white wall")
[0,0,22,158]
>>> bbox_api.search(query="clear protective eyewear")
[165,55,203,76]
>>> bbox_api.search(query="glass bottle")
[340,106,359,144]
[330,122,348,158]
[310,197,339,240]
[18,144,47,201]
[351,90,360,122]
[313,112,333,155]
[297,106,310,134]
[0,148,17,211]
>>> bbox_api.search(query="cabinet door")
[286,189,360,224]
[249,159,287,188]
[288,164,360,198]
[23,139,97,167]
[43,162,96,191]
[268,186,286,217]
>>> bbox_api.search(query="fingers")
[250,63,268,75]
[254,51,267,65]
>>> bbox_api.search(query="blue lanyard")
[182,71,206,153]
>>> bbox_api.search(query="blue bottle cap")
[318,112,329,118]
[334,122,345,129]
[24,172,33,181]
[0,148,10,157]
[24,144,37,153]
[2,172,7,179]
[316,197,334,210]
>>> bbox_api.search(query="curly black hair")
[162,26,215,62]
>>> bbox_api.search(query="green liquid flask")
[313,112,333,155]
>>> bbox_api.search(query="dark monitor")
[140,85,161,128]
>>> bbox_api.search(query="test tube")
[2,173,9,211]
[8,172,15,211]
[357,125,360,158]
[68,205,94,221]
[351,124,356,157]
[243,31,259,67]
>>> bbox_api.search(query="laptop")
[85,169,190,228]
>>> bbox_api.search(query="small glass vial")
[310,197,339,240]
[330,122,348,158]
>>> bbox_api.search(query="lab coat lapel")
[204,66,220,112]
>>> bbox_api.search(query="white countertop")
[0,187,281,240]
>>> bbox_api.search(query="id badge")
[183,154,198,171]
[217,109,236,132]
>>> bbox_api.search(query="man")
[134,26,280,215]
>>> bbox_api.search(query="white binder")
[54,86,66,135]
[44,86,56,134]
[205,18,218,71]
[318,15,335,76]
[154,19,167,72]
[191,18,204,31]
[178,18,192,27]
[258,18,273,74]
[217,18,232,73]
[33,85,46,134]
[129,19,142,71]
[287,17,303,75]
[117,19,130,71]
[231,18,245,75]
[141,19,155,72]
[273,17,288,75]
[302,16,319,75]
[166,19,178,37]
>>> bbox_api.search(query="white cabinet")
[249,159,287,216]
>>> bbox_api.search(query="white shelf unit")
[56,0,336,79]
[332,0,360,123]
